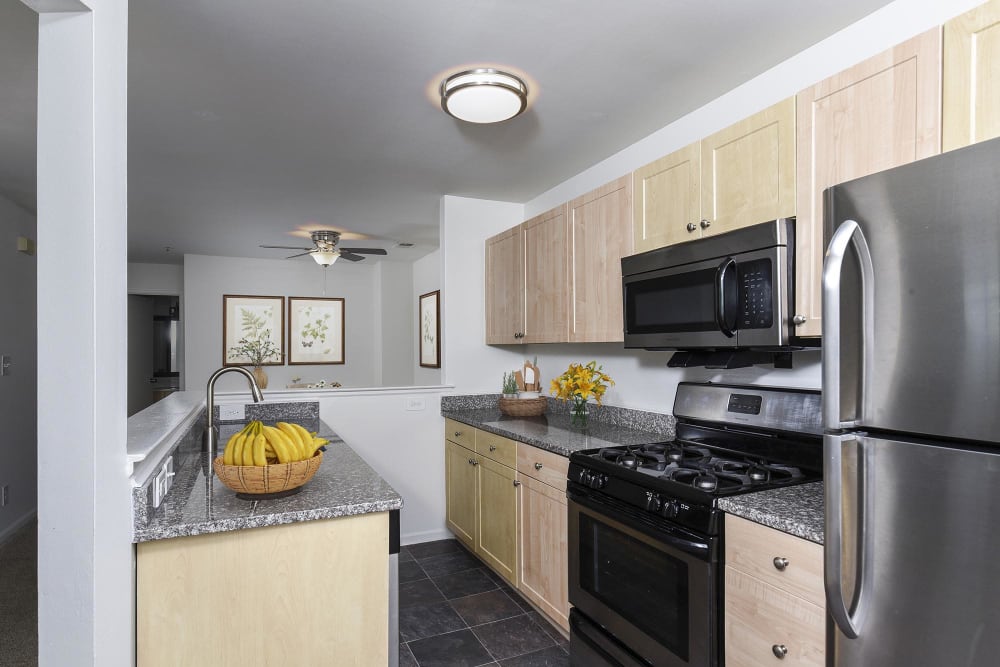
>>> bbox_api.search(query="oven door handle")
[568,486,712,560]
[715,256,737,338]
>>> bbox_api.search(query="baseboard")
[401,527,454,546]
[0,510,36,548]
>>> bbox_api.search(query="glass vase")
[570,397,590,428]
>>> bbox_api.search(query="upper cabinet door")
[944,0,1000,151]
[568,175,633,342]
[700,97,796,237]
[795,29,942,338]
[522,205,569,344]
[632,142,701,253]
[485,226,524,345]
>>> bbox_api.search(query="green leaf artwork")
[299,306,332,349]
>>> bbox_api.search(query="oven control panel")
[737,258,773,329]
[577,469,608,489]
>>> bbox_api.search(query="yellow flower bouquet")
[550,361,614,427]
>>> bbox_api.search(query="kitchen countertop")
[718,481,824,544]
[133,418,402,542]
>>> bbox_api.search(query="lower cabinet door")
[476,456,519,585]
[517,474,570,631]
[445,439,477,548]
[724,567,825,667]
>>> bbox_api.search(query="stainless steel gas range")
[567,382,823,667]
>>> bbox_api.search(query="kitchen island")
[132,410,402,667]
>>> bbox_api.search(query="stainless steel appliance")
[822,136,1000,667]
[568,382,823,666]
[622,219,799,350]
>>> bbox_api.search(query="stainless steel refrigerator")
[822,136,1000,666]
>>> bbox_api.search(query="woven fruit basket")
[498,397,547,417]
[213,452,323,499]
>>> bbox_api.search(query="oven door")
[568,485,718,667]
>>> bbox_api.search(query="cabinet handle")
[792,315,807,326]
[489,445,497,452]
[700,218,711,229]
[686,222,697,232]
[468,458,474,465]
[513,480,521,487]
[472,459,479,466]
[454,431,462,437]
[773,556,789,571]
[534,462,543,470]
[772,644,788,659]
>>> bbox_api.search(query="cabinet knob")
[454,431,462,437]
[513,480,521,487]
[773,556,789,571]
[468,458,474,465]
[792,315,807,326]
[534,462,543,470]
[472,459,479,466]
[772,644,788,659]
[686,222,697,232]
[700,218,711,229]
[489,445,497,452]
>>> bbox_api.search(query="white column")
[31,0,131,664]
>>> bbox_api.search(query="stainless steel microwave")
[622,219,796,350]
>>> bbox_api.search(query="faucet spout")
[204,366,264,458]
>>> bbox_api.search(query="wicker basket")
[498,396,547,417]
[213,451,323,497]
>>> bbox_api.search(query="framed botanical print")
[222,295,285,366]
[288,297,345,365]
[419,290,441,368]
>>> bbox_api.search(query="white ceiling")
[1,0,898,265]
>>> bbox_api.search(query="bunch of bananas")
[221,420,329,466]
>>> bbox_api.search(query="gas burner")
[661,466,753,492]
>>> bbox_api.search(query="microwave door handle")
[715,257,737,337]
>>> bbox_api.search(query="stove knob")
[661,499,680,518]
[580,470,593,485]
[645,492,663,512]
[597,474,608,489]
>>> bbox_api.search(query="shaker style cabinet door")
[943,0,1000,151]
[476,456,519,585]
[445,438,477,548]
[795,29,942,338]
[517,473,570,631]
[568,175,633,342]
[700,97,796,237]
[632,142,702,253]
[522,205,569,344]
[485,226,525,345]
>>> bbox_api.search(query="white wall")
[183,253,382,392]
[127,261,183,295]
[0,193,37,542]
[413,249,442,386]
[378,261,415,386]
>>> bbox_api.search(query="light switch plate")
[405,398,425,411]
[1,355,10,376]
[219,404,245,420]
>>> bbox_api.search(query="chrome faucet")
[204,366,264,457]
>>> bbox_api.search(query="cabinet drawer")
[517,444,569,491]
[725,567,825,667]
[725,515,824,607]
[445,419,476,449]
[476,430,517,467]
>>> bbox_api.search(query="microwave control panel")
[737,259,773,329]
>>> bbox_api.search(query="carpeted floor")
[0,520,37,666]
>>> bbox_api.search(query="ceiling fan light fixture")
[312,249,340,266]
[440,68,528,124]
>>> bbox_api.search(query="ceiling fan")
[259,230,388,266]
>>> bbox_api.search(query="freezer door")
[822,137,1000,443]
[826,433,1000,666]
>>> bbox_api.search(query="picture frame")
[222,295,285,366]
[288,297,346,365]
[419,290,441,368]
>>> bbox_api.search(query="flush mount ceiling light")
[440,68,528,124]
[311,249,339,266]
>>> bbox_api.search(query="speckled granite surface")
[211,400,321,423]
[442,406,675,457]
[133,417,402,542]
[718,482,824,544]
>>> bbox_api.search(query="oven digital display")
[728,393,762,415]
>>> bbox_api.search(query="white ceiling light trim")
[440,68,528,124]
[311,249,339,266]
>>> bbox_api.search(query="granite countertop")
[133,418,402,542]
[718,481,824,544]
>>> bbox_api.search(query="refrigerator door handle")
[824,433,873,639]
[822,219,874,429]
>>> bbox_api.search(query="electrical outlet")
[405,398,426,412]
[162,456,175,499]
[152,469,166,509]
[219,404,245,420]
[1,355,10,376]
[1,485,8,507]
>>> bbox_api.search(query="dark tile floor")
[399,539,568,666]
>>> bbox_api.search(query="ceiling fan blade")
[260,244,313,250]
[285,251,315,259]
[339,247,388,255]
[338,252,366,262]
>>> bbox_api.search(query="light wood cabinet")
[632,142,701,252]
[724,515,824,667]
[485,226,524,344]
[517,469,569,632]
[522,205,570,343]
[568,175,633,342]
[477,455,519,583]
[700,97,796,237]
[137,513,388,666]
[445,438,477,548]
[944,0,1000,151]
[795,29,942,337]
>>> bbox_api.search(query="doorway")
[127,294,183,416]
